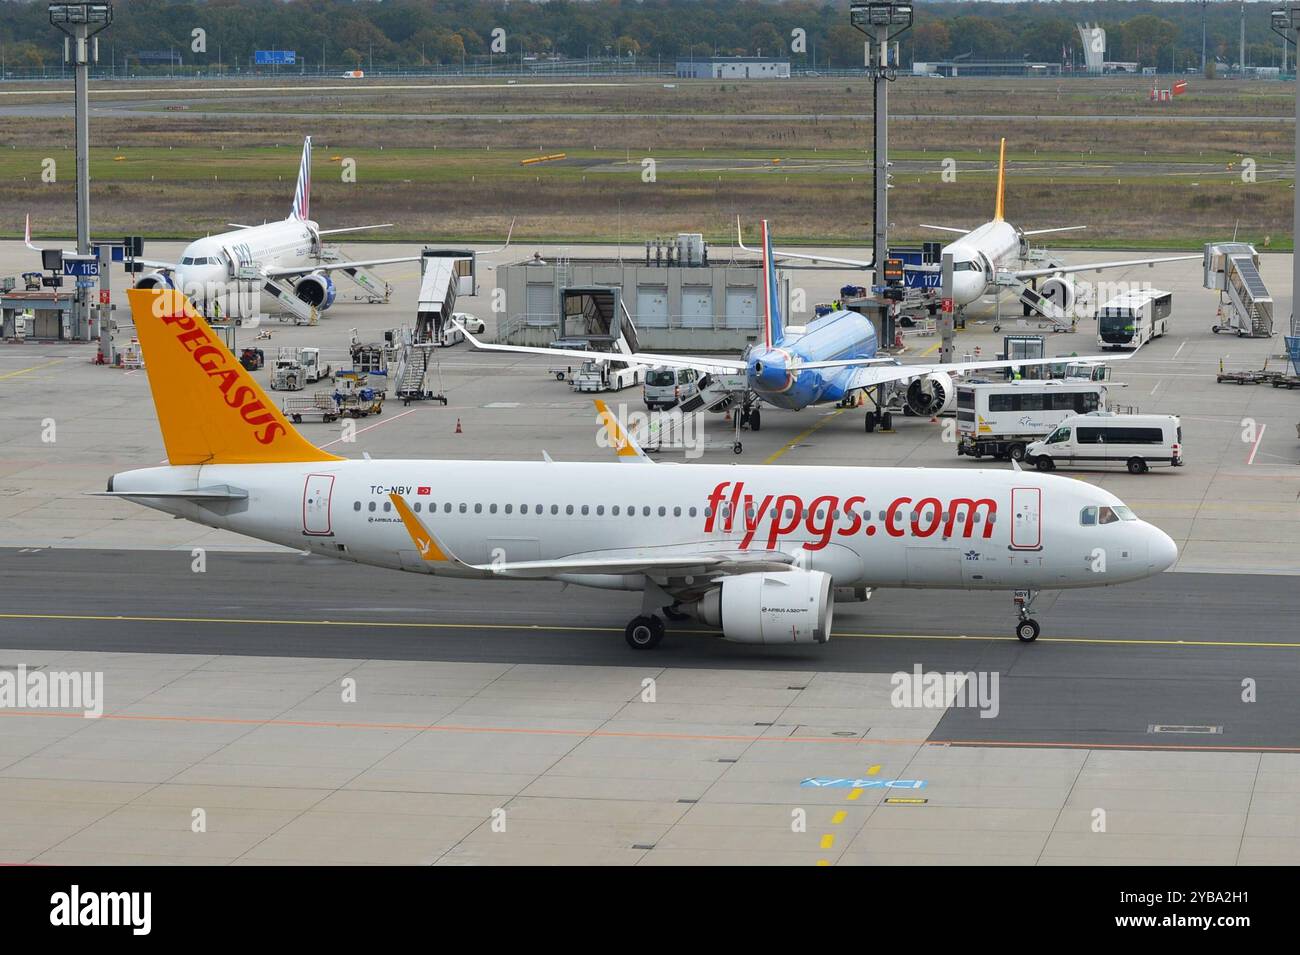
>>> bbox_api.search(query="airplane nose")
[1149,526,1178,573]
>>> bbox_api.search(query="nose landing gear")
[1013,590,1040,642]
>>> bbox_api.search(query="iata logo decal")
[704,481,996,550]
[159,310,287,446]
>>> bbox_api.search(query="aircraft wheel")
[733,442,743,455]
[880,412,893,431]
[625,615,665,650]
[749,409,761,431]
[865,412,876,433]
[1015,619,1040,642]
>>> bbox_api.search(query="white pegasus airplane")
[31,136,422,319]
[102,287,1178,649]
[752,138,1199,323]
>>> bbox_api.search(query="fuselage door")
[1010,486,1041,551]
[303,473,335,536]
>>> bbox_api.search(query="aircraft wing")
[1020,226,1087,237]
[735,216,872,269]
[389,493,795,580]
[457,324,747,375]
[317,223,394,236]
[918,223,972,235]
[264,256,421,277]
[136,258,179,270]
[1012,254,1199,281]
[838,352,1134,393]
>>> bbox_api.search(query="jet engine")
[293,272,336,310]
[133,271,174,291]
[1038,275,1083,314]
[691,569,833,645]
[905,372,954,416]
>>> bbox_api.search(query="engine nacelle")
[133,270,174,291]
[294,272,336,310]
[694,569,834,645]
[905,372,954,416]
[1038,275,1085,314]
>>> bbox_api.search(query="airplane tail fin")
[761,219,785,348]
[993,137,1007,222]
[125,288,342,465]
[290,136,312,221]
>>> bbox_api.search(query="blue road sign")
[255,50,296,66]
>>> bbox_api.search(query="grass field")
[2,76,1295,249]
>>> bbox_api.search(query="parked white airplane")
[102,287,1178,649]
[752,138,1199,321]
[126,136,418,317]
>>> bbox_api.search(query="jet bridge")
[560,286,640,355]
[1205,242,1273,338]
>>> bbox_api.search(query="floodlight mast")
[849,2,913,289]
[1271,6,1299,335]
[48,3,112,343]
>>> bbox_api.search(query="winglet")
[389,492,461,563]
[595,399,651,463]
[993,137,1007,222]
[24,214,38,251]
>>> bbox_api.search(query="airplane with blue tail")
[459,218,1129,429]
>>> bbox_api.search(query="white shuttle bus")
[956,380,1108,462]
[1097,288,1171,350]
[1026,412,1183,474]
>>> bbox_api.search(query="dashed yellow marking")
[831,810,847,825]
[819,834,835,850]
[846,788,863,801]
[763,408,848,464]
[867,764,881,776]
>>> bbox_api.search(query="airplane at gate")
[35,137,423,319]
[103,287,1178,649]
[751,138,1199,318]
[459,218,1130,428]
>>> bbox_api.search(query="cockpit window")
[1079,506,1097,526]
[180,257,194,265]
[1114,505,1137,522]
[953,260,976,271]
[1098,506,1120,525]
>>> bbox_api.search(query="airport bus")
[955,379,1109,462]
[1097,288,1171,350]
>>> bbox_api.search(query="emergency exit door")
[1010,487,1041,550]
[302,473,335,536]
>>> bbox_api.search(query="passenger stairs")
[1205,242,1273,338]
[260,278,318,325]
[318,246,393,304]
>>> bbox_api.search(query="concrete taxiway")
[1,238,1298,864]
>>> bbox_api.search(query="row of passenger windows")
[352,500,995,523]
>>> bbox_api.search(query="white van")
[643,366,702,410]
[1025,412,1183,474]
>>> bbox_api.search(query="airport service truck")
[955,379,1109,462]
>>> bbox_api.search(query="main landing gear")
[625,615,665,650]
[1013,590,1040,642]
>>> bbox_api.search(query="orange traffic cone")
[455,418,462,434]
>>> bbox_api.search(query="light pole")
[1271,6,1300,335]
[849,1,912,291]
[48,2,111,344]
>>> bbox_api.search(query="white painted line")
[319,407,421,450]
[1247,423,1267,466]
[1149,380,1161,396]
[1173,341,1185,359]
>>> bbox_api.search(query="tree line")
[0,0,1289,72]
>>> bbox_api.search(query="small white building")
[675,57,791,79]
